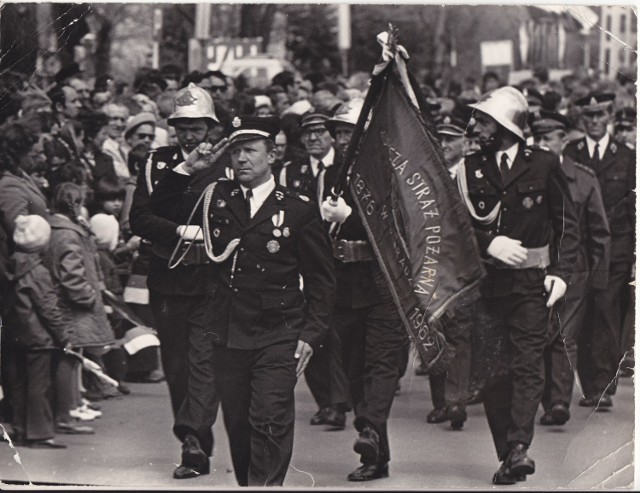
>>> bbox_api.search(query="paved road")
[0,357,634,489]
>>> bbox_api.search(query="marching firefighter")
[457,87,580,484]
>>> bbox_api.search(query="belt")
[333,239,373,263]
[152,241,211,266]
[490,244,551,270]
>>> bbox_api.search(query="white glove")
[544,275,567,308]
[176,225,204,241]
[486,236,528,266]
[321,197,352,224]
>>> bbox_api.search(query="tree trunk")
[93,12,113,78]
[0,4,39,75]
[53,3,90,67]
[239,4,277,51]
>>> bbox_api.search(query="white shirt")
[240,176,276,218]
[309,147,335,177]
[495,142,520,171]
[585,133,610,160]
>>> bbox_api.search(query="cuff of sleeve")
[173,162,190,175]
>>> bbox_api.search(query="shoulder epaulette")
[574,162,596,176]
[281,187,311,203]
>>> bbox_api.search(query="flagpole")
[329,26,397,202]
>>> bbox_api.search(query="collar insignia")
[610,142,617,154]
[157,161,166,169]
[232,117,241,128]
[475,169,483,179]
[577,141,585,151]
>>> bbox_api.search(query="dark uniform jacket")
[462,145,580,297]
[277,147,343,201]
[321,163,385,309]
[150,174,335,351]
[560,156,610,288]
[129,144,232,296]
[563,135,635,266]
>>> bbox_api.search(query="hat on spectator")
[615,107,636,128]
[326,98,364,131]
[254,95,274,111]
[90,213,119,252]
[436,114,467,137]
[13,215,51,253]
[531,110,570,136]
[228,115,280,145]
[522,87,543,107]
[125,112,157,139]
[20,88,52,115]
[282,99,312,116]
[574,92,616,113]
[55,63,82,85]
[168,83,219,125]
[299,110,330,129]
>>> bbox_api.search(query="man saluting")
[151,116,335,486]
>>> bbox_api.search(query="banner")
[349,70,486,369]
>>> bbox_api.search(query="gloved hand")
[321,197,352,224]
[544,275,567,307]
[487,236,528,266]
[176,225,204,241]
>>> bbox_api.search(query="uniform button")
[233,288,239,294]
[502,207,507,211]
[236,267,242,273]
[502,191,507,195]
[240,248,245,252]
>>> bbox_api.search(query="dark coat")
[560,156,610,288]
[563,135,635,266]
[461,145,580,296]
[129,145,232,296]
[276,147,342,201]
[151,174,336,351]
[8,251,73,349]
[43,215,114,348]
[0,171,49,241]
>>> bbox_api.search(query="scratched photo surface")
[0,3,635,489]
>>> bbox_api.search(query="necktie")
[317,160,325,177]
[317,161,326,204]
[593,143,600,162]
[244,189,253,220]
[499,153,510,184]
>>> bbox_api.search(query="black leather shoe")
[347,463,389,481]
[579,396,597,407]
[539,410,556,426]
[173,462,210,479]
[325,406,346,429]
[310,407,331,425]
[448,404,467,430]
[426,407,448,424]
[353,426,380,464]
[492,461,526,485]
[182,434,207,466]
[507,443,535,476]
[550,402,570,425]
[596,393,613,410]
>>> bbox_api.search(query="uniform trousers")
[579,264,631,397]
[212,340,298,487]
[149,291,218,456]
[10,348,56,441]
[543,270,589,409]
[334,298,405,465]
[482,277,548,461]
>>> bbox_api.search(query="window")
[606,15,612,32]
[621,14,626,34]
[604,48,611,75]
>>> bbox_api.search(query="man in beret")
[531,111,610,426]
[151,115,335,486]
[563,93,636,408]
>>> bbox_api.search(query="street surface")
[0,354,634,489]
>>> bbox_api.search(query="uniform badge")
[282,227,290,237]
[536,195,542,204]
[300,165,308,174]
[273,229,282,238]
[577,141,585,151]
[172,153,179,160]
[478,201,485,210]
[267,240,280,253]
[293,180,301,188]
[216,199,226,208]
[175,90,197,107]
[232,117,242,128]
[523,197,534,209]
[475,170,483,179]
[157,161,167,169]
[275,191,284,201]
[231,189,240,197]
[610,143,617,154]
[213,228,221,238]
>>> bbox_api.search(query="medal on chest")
[271,211,285,239]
